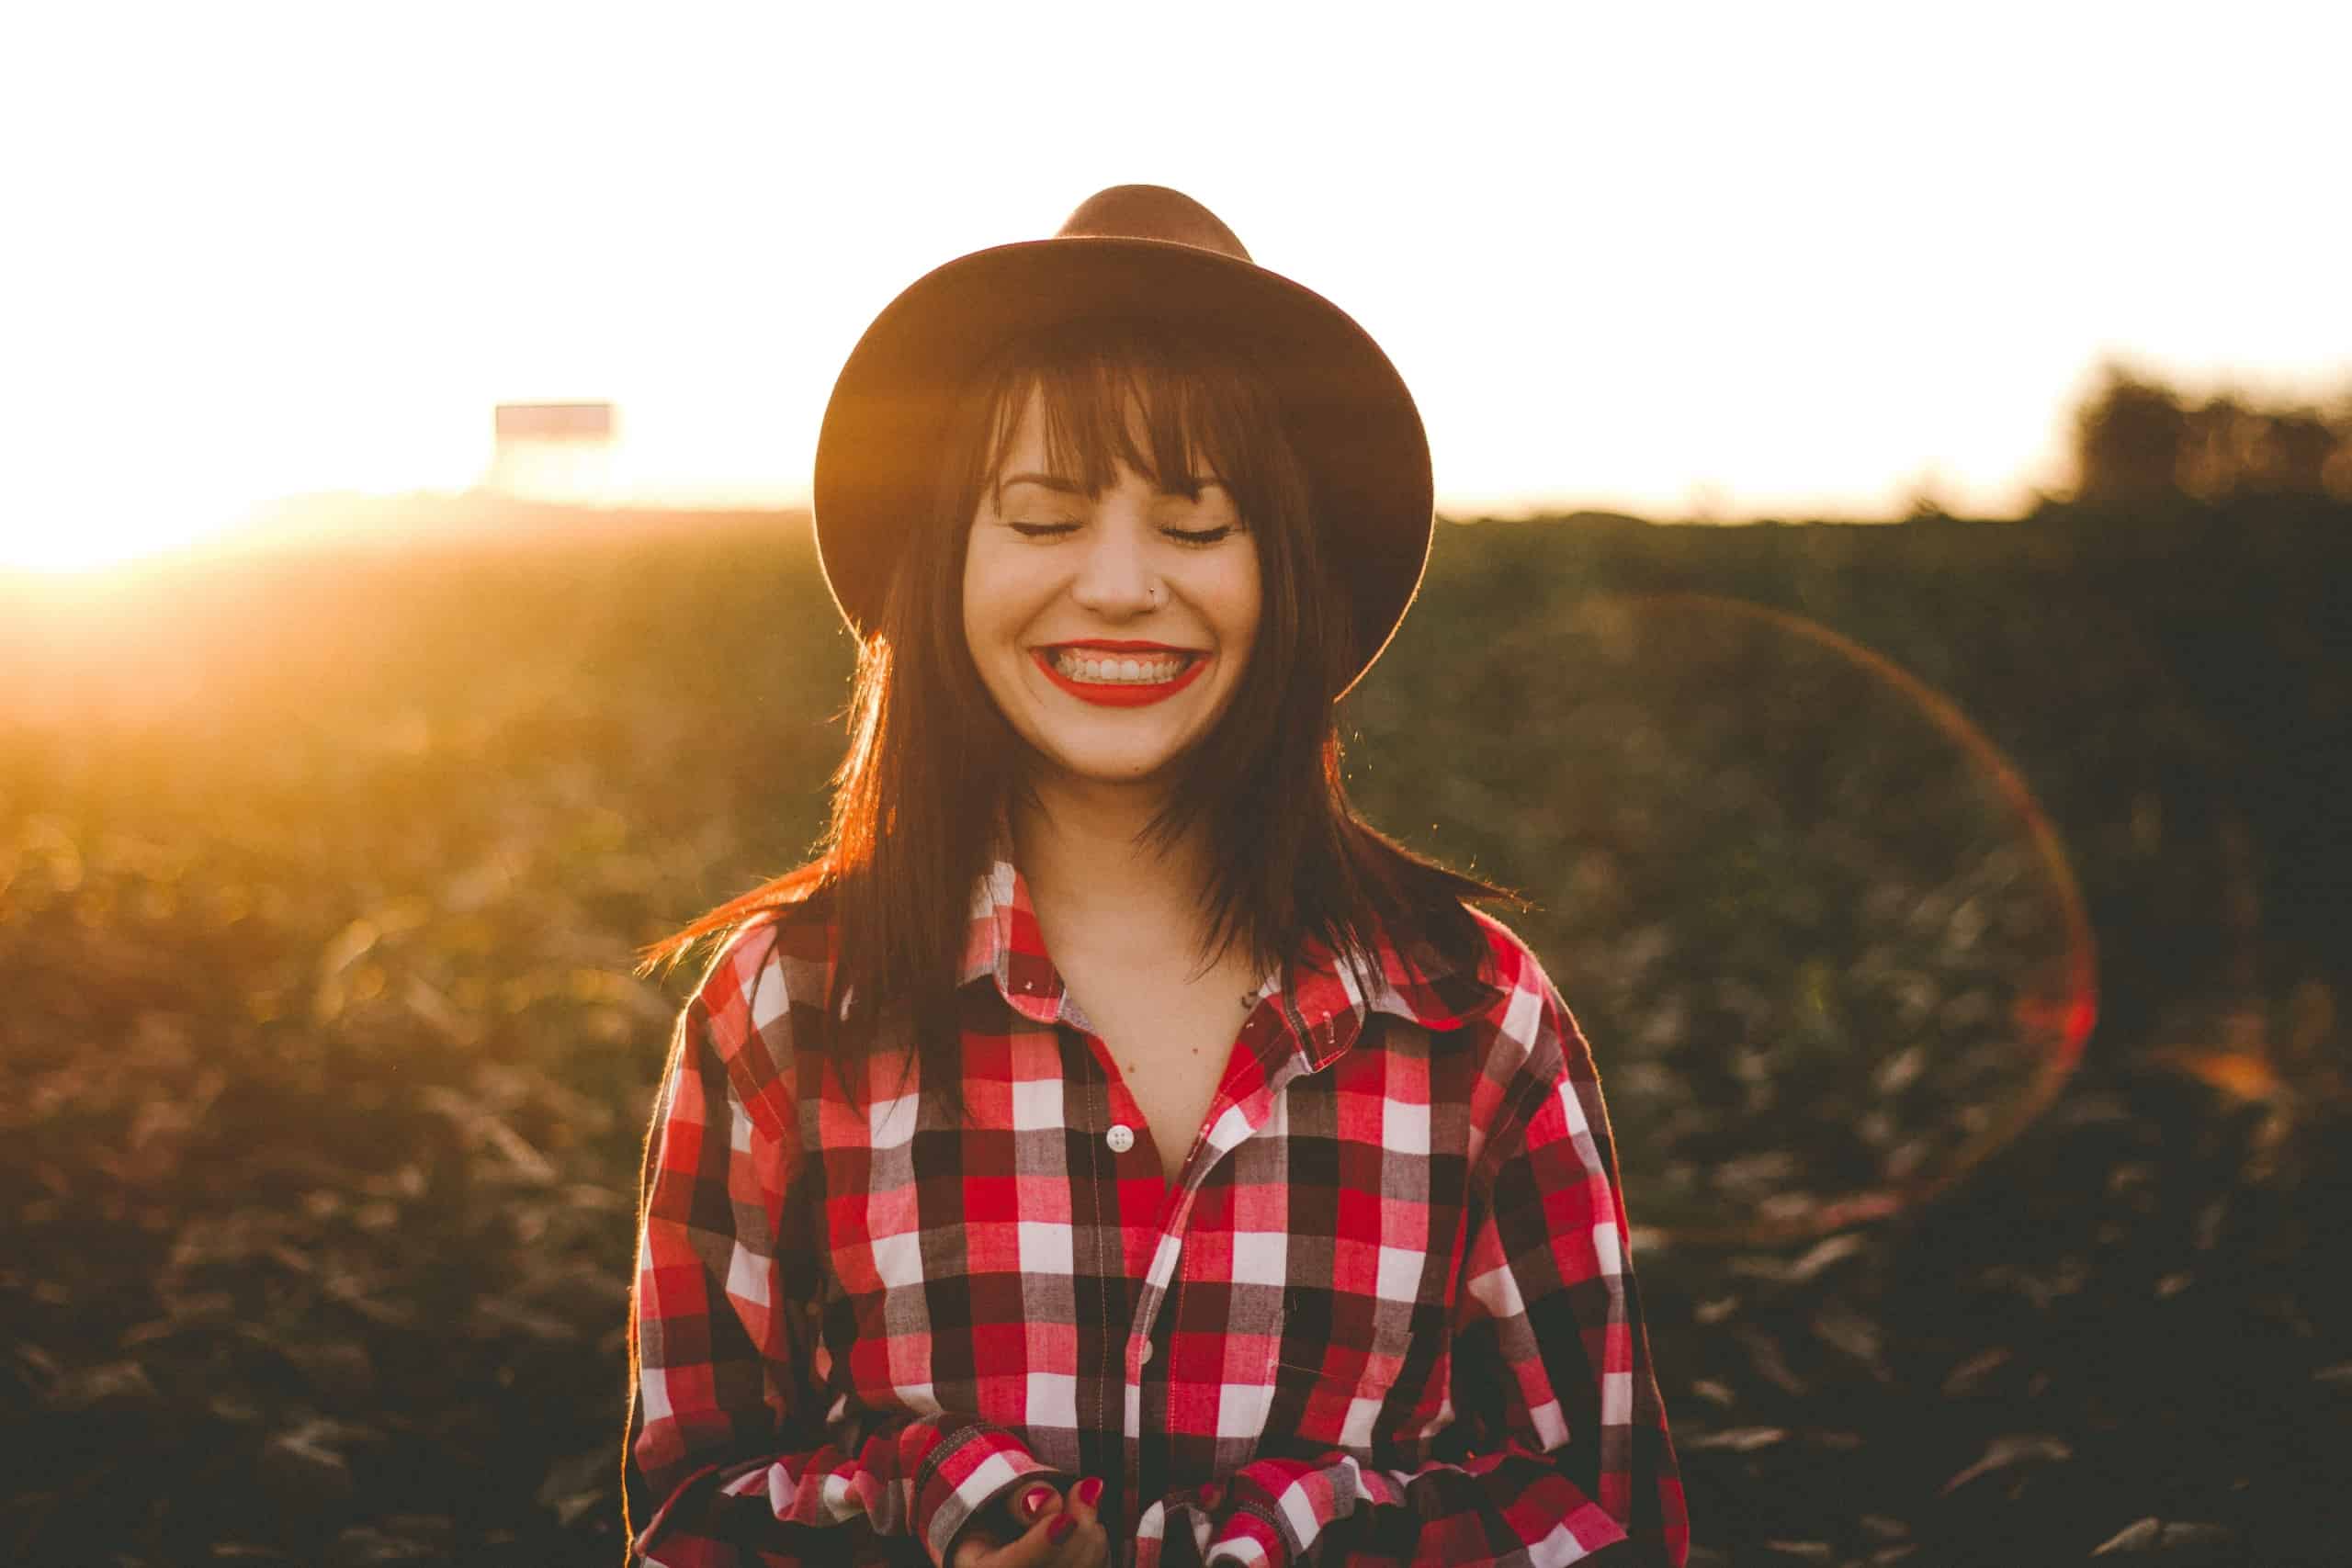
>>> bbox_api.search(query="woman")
[626,186,1688,1568]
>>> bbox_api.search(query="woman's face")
[962,388,1261,795]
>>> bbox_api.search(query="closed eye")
[1162,525,1236,547]
[1006,520,1238,545]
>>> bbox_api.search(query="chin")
[1032,744,1185,790]
[1071,758,1180,787]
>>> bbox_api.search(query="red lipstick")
[1032,644,1210,707]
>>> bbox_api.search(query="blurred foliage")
[2072,360,2352,504]
[4,496,2349,1565]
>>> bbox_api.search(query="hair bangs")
[974,319,1274,524]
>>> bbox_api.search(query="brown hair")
[636,314,1512,1111]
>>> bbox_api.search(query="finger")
[977,1496,1078,1568]
[951,1483,1062,1568]
[1044,1479,1105,1568]
[1042,1508,1111,1568]
[1012,1483,1066,1529]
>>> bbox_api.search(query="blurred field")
[4,499,2348,1565]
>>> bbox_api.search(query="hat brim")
[811,237,1432,695]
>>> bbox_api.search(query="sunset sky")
[4,1,2346,570]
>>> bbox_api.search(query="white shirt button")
[1105,1123,1136,1154]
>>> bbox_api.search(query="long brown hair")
[637,313,1512,1111]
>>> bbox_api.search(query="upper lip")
[1039,639,1202,654]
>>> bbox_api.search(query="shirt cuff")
[1203,1472,1296,1567]
[914,1421,1066,1568]
[1203,1506,1291,1567]
[1135,1491,1294,1568]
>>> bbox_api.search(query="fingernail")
[1198,1482,1223,1508]
[1021,1485,1056,1518]
[1048,1515,1077,1544]
[1074,1477,1104,1508]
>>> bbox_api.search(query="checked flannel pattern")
[630,859,1689,1567]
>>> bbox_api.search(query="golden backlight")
[5,490,255,575]
[6,4,2343,575]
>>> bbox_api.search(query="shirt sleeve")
[629,922,1065,1567]
[1136,983,1690,1568]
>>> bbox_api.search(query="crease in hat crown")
[812,181,1435,699]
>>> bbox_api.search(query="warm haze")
[4,1,2346,571]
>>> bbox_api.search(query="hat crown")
[1056,185,1253,264]
[817,182,1430,697]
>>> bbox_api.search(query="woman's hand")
[950,1476,1110,1568]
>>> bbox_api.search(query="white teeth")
[1051,649,1192,684]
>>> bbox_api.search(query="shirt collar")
[957,848,1501,1066]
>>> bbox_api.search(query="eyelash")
[1010,522,1236,547]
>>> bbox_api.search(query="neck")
[1010,771,1223,963]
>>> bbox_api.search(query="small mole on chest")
[1116,994,1253,1077]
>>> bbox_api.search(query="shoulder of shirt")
[1438,905,1623,1182]
[682,878,837,1136]
[1452,902,1591,1094]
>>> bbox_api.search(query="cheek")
[1227,558,1264,655]
[962,544,1051,691]
[962,538,1015,654]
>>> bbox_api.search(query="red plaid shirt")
[630,859,1688,1566]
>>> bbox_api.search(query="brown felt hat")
[811,184,1434,697]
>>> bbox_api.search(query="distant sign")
[494,402,616,443]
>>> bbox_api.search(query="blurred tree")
[2180,394,2257,502]
[2264,411,2335,494]
[2328,405,2352,501]
[2073,361,2352,503]
[2073,363,2188,502]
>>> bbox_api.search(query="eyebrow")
[997,471,1225,497]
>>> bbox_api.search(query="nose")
[1068,506,1159,618]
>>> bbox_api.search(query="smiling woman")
[965,385,1261,786]
[622,186,1689,1568]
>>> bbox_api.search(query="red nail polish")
[1075,1477,1104,1507]
[1198,1482,1223,1508]
[1021,1484,1055,1517]
[1048,1514,1077,1544]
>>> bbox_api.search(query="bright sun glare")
[3,477,266,576]
[6,6,2343,575]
